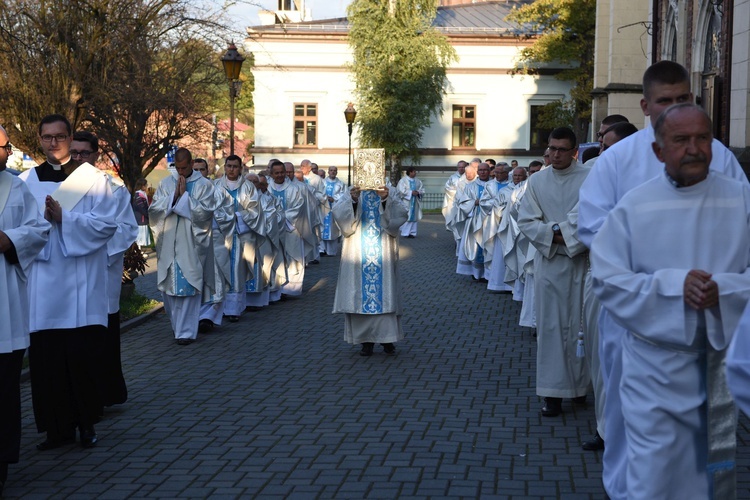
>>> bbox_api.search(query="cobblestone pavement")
[6,214,750,498]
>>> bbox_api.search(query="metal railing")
[421,193,444,210]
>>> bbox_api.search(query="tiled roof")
[248,1,536,35]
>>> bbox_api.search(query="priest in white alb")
[592,104,750,500]
[517,127,590,418]
[197,161,234,332]
[396,167,425,238]
[577,61,747,500]
[0,124,50,491]
[71,131,138,408]
[455,161,490,280]
[150,147,221,345]
[320,166,346,256]
[332,184,408,356]
[269,161,308,296]
[443,160,466,241]
[213,155,262,321]
[21,114,118,450]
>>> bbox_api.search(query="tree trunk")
[389,154,401,187]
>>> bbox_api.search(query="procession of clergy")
[443,60,750,500]
[0,107,418,492]
[9,59,750,499]
[150,154,418,344]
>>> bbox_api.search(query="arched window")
[702,7,721,74]
[663,2,679,61]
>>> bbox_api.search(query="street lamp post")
[344,103,357,186]
[221,43,245,157]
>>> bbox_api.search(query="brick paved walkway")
[5,214,750,498]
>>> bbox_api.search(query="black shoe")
[573,395,587,405]
[407,235,415,238]
[309,259,320,265]
[36,434,75,451]
[176,338,194,346]
[360,343,374,356]
[382,343,396,355]
[79,426,98,448]
[541,397,562,417]
[226,315,240,323]
[582,432,605,451]
[198,319,213,333]
[1,462,8,495]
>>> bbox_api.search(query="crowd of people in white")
[443,60,750,500]
[7,58,750,498]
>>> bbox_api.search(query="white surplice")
[396,176,425,237]
[215,177,262,316]
[106,178,139,314]
[320,177,346,255]
[201,185,235,323]
[454,179,488,279]
[591,172,750,500]
[331,188,408,344]
[577,126,747,500]
[0,171,50,353]
[727,301,750,415]
[443,172,463,240]
[481,180,515,292]
[150,170,221,339]
[270,179,307,296]
[21,164,118,330]
[518,162,590,399]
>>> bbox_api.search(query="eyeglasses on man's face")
[40,134,69,143]
[70,150,93,159]
[0,142,11,154]
[547,146,575,154]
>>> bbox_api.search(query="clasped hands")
[684,269,719,310]
[45,195,62,223]
[173,175,187,204]
[350,186,388,203]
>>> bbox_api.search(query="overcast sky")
[229,0,351,27]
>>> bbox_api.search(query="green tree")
[506,0,596,143]
[347,0,456,182]
[0,0,247,191]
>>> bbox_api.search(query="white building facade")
[245,1,573,195]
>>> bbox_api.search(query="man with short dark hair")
[21,114,118,449]
[269,161,307,296]
[518,127,590,418]
[150,147,222,345]
[596,114,630,145]
[528,160,543,176]
[211,154,261,322]
[396,167,424,238]
[193,158,209,178]
[71,130,137,407]
[599,122,638,153]
[0,124,49,491]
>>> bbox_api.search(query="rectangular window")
[529,104,553,150]
[452,105,475,148]
[294,103,317,147]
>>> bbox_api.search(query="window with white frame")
[294,103,317,147]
